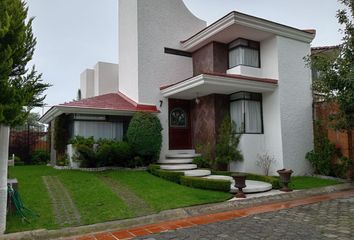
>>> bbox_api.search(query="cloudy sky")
[26,0,343,114]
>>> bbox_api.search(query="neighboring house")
[41,0,316,175]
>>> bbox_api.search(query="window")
[228,38,260,68]
[230,92,263,134]
[170,108,187,128]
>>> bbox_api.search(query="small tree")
[256,152,277,176]
[309,0,354,178]
[0,0,50,233]
[127,112,163,164]
[215,116,243,170]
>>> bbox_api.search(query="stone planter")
[232,173,247,198]
[277,169,293,192]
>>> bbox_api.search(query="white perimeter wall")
[118,0,206,158]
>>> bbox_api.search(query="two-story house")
[41,0,315,175]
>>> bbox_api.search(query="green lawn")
[6,166,231,233]
[290,176,342,190]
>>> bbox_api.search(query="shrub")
[193,156,211,169]
[256,152,277,176]
[54,114,70,157]
[195,143,213,168]
[148,164,183,183]
[30,150,50,165]
[333,156,353,178]
[69,136,95,147]
[306,138,335,176]
[96,141,132,167]
[74,144,98,168]
[127,112,163,163]
[57,154,69,166]
[180,176,230,192]
[215,116,243,170]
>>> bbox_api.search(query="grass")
[102,171,231,212]
[6,166,231,233]
[289,176,342,190]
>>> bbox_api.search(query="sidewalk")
[1,183,353,240]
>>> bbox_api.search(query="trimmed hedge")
[180,176,231,192]
[148,164,183,184]
[212,170,280,189]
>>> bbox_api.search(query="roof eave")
[181,11,316,51]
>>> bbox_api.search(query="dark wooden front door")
[169,99,192,149]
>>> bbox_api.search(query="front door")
[169,99,192,149]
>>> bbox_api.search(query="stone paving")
[98,176,155,217]
[42,176,82,227]
[135,195,354,240]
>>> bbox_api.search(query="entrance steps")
[158,151,272,194]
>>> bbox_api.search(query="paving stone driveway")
[136,196,354,240]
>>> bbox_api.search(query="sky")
[25,0,343,114]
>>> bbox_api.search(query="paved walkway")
[71,189,354,240]
[42,176,82,227]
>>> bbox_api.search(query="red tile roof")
[59,92,158,112]
[160,72,278,90]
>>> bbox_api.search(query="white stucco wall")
[94,62,119,96]
[118,0,206,158]
[118,0,139,102]
[277,36,314,175]
[229,35,313,176]
[80,69,95,99]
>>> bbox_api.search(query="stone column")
[0,125,10,234]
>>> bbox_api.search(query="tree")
[0,0,50,233]
[215,116,243,170]
[310,0,354,178]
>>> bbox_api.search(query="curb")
[1,183,353,240]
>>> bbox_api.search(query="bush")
[96,141,132,167]
[69,136,95,147]
[180,176,230,192]
[333,156,353,178]
[148,164,183,183]
[215,116,243,170]
[193,156,211,169]
[57,154,69,166]
[30,150,50,165]
[127,112,163,163]
[74,144,98,168]
[306,138,335,176]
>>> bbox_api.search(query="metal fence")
[9,124,50,164]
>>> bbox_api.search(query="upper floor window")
[228,38,260,68]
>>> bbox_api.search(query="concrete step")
[167,149,196,154]
[157,159,194,164]
[203,175,234,182]
[183,169,211,177]
[159,164,197,170]
[165,153,201,159]
[230,180,272,193]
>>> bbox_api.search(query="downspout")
[0,125,10,234]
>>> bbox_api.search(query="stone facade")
[190,94,229,157]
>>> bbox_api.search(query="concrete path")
[42,176,82,227]
[98,176,155,217]
[69,189,354,240]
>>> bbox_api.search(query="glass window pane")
[244,101,262,133]
[230,101,244,133]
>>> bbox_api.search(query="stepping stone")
[230,180,272,194]
[42,176,82,227]
[165,153,201,159]
[160,164,197,170]
[183,169,211,177]
[158,158,193,164]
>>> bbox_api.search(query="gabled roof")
[40,92,158,123]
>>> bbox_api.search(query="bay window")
[228,38,260,68]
